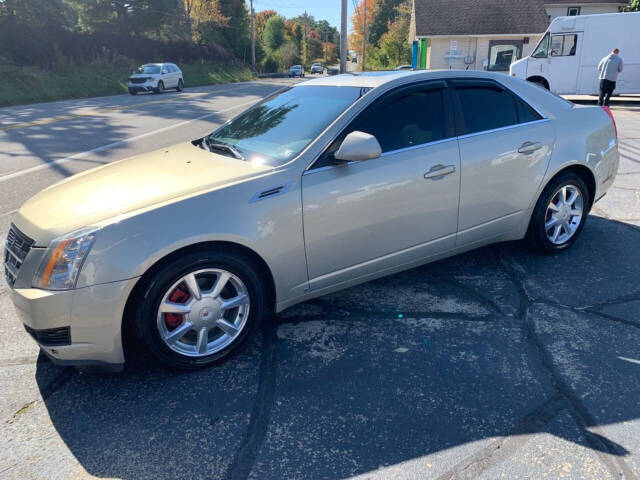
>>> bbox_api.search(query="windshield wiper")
[202,137,244,160]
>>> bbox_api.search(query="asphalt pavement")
[0,81,639,480]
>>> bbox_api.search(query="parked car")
[310,63,324,74]
[395,65,412,70]
[288,65,305,78]
[6,71,618,371]
[510,12,640,94]
[127,63,184,95]
[326,66,340,76]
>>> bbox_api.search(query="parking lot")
[1,83,639,479]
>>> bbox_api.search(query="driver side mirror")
[333,131,382,163]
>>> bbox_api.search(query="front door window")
[532,33,550,58]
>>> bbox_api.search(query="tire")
[128,88,137,95]
[154,80,165,94]
[134,250,265,370]
[526,172,590,254]
[176,79,184,92]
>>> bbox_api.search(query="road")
[0,81,639,480]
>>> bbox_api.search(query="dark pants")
[599,79,616,106]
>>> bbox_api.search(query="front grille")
[128,77,147,84]
[24,325,71,347]
[4,224,34,287]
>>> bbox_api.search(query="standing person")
[597,48,623,107]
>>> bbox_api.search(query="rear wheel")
[134,251,264,370]
[176,79,184,92]
[526,172,590,253]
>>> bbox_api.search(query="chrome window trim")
[456,118,550,141]
[379,136,458,157]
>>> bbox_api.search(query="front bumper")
[9,277,138,371]
[127,82,156,92]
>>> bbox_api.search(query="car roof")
[295,69,573,116]
[296,69,526,88]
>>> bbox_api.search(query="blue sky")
[245,0,356,31]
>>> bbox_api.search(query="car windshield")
[206,86,368,166]
[137,65,161,74]
[291,65,301,70]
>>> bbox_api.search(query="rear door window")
[452,81,542,135]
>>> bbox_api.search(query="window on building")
[567,6,581,16]
[487,40,524,71]
[532,33,550,58]
[550,34,578,56]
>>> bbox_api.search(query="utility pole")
[361,0,367,72]
[250,0,255,69]
[340,0,347,73]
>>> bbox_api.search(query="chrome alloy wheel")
[545,185,584,245]
[156,269,250,357]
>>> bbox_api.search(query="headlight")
[33,227,100,290]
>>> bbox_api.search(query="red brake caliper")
[165,283,191,331]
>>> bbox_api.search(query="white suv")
[127,63,184,95]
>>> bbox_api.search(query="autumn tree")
[348,0,376,62]
[255,9,277,39]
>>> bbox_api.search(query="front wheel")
[526,172,590,253]
[134,251,265,370]
[154,81,165,94]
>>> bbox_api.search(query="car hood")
[14,142,272,245]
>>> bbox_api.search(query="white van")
[510,12,640,95]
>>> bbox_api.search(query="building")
[409,0,627,71]
[545,0,627,20]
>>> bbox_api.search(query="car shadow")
[35,215,640,479]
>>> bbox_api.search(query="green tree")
[263,15,285,52]
[277,41,301,70]
[367,0,411,69]
[217,0,249,58]
[368,0,403,45]
[3,0,77,30]
[70,0,183,36]
[255,9,277,38]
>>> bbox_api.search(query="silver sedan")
[5,71,619,370]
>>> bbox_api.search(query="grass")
[0,61,255,107]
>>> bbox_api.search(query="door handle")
[424,164,456,180]
[518,142,543,154]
